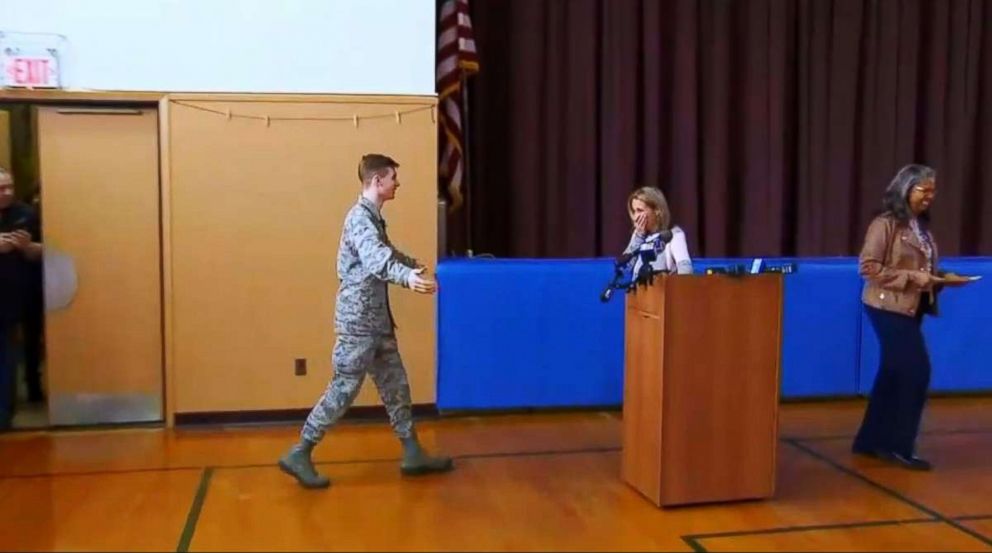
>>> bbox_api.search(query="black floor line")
[176,467,213,552]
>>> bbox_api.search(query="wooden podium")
[621,273,783,507]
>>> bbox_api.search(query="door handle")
[55,108,143,116]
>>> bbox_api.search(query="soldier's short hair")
[358,154,400,185]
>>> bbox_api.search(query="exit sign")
[2,48,61,89]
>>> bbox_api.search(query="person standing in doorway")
[0,167,42,429]
[21,186,44,403]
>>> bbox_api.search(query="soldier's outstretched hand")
[407,267,437,294]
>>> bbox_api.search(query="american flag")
[437,0,479,211]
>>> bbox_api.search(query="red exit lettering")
[10,58,52,86]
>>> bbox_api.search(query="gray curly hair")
[882,164,935,222]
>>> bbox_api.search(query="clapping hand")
[0,233,14,254]
[8,230,31,250]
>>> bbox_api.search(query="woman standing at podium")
[624,186,693,275]
[853,164,975,471]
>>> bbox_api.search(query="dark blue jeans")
[0,321,13,428]
[853,305,932,457]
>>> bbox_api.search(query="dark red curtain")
[453,0,992,258]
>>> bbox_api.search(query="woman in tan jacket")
[852,164,975,470]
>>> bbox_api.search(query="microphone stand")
[600,230,674,303]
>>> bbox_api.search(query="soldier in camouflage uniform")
[279,154,453,489]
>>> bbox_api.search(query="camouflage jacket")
[334,196,418,336]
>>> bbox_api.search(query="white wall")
[0,0,436,94]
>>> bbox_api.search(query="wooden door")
[37,106,162,425]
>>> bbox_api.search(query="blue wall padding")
[436,259,625,410]
[436,257,992,410]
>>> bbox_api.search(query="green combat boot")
[278,441,331,489]
[400,435,455,476]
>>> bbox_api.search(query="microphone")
[599,287,614,302]
[614,251,636,268]
[601,229,676,302]
[638,229,673,270]
[628,229,675,288]
[634,230,673,263]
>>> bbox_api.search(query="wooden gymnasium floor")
[1,397,991,552]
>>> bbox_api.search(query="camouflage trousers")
[301,334,414,444]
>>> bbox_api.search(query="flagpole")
[461,74,473,256]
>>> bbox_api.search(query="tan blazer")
[859,214,940,317]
